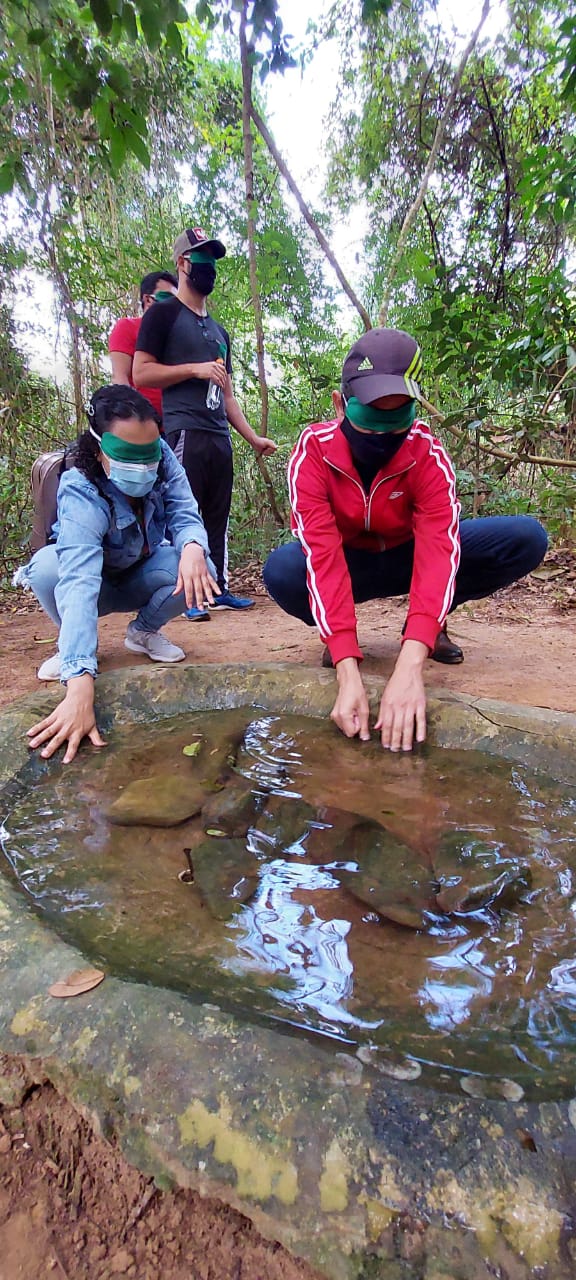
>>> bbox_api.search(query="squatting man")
[263,327,547,753]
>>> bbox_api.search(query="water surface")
[2,708,575,1097]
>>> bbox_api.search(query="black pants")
[263,516,548,627]
[167,429,233,591]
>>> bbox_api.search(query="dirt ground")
[0,1058,321,1280]
[0,569,574,1279]
[1,576,575,713]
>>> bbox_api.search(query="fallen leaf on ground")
[183,741,202,757]
[48,967,105,999]
[530,567,566,580]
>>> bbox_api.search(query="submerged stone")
[192,837,260,920]
[194,721,247,788]
[256,796,319,853]
[335,821,436,929]
[107,774,206,827]
[433,830,532,914]
[201,775,262,837]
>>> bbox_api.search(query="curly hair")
[69,385,164,489]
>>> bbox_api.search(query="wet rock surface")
[433,829,532,914]
[191,836,261,920]
[201,774,262,837]
[107,773,206,827]
[332,820,436,929]
[1,667,576,1279]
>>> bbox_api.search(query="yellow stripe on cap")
[405,377,421,398]
[405,346,422,380]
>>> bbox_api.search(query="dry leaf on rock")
[48,967,105,999]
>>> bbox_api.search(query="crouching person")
[18,384,219,763]
[263,328,548,753]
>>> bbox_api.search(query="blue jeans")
[263,516,548,625]
[26,543,186,634]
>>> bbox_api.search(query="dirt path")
[0,1061,322,1280]
[1,583,575,713]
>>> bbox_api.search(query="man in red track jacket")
[264,328,547,752]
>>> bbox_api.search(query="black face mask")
[341,417,410,468]
[186,263,216,296]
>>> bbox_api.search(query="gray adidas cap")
[341,328,423,403]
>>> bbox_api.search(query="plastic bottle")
[206,341,228,410]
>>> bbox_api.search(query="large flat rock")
[1,664,576,1279]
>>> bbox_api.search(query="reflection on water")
[2,707,576,1098]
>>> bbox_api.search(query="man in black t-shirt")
[134,225,276,618]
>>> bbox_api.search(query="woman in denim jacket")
[20,384,218,764]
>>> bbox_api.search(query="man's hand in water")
[330,658,371,741]
[27,674,106,765]
[375,640,428,751]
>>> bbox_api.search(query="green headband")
[99,431,161,463]
[345,397,416,433]
[188,249,216,266]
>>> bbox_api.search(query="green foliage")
[559,13,576,99]
[0,303,67,585]
[0,0,574,590]
[361,0,395,22]
[194,0,296,76]
[0,0,299,195]
[326,0,575,536]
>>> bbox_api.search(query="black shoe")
[321,646,335,669]
[431,624,464,664]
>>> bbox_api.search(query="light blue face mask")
[109,460,159,498]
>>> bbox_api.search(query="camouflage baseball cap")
[341,328,423,402]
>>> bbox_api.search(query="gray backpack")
[29,449,72,555]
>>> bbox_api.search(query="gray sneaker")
[124,624,185,664]
[37,652,61,681]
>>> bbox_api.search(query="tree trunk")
[238,5,286,527]
[250,104,372,331]
[239,3,269,436]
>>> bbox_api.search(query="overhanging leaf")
[125,127,151,168]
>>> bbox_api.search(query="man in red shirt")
[263,328,547,752]
[108,271,177,419]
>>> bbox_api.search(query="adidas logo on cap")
[341,327,423,401]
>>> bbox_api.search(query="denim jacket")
[30,441,209,683]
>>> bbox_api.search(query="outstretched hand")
[375,640,428,751]
[27,675,105,765]
[330,658,371,741]
[175,542,220,611]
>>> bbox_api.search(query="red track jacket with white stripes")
[287,417,461,666]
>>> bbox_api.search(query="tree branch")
[249,103,372,331]
[379,0,491,325]
[419,394,575,469]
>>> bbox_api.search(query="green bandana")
[99,432,162,463]
[189,249,216,265]
[153,290,174,302]
[345,397,417,433]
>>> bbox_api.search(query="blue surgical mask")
[109,460,158,497]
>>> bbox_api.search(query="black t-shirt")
[136,298,233,435]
